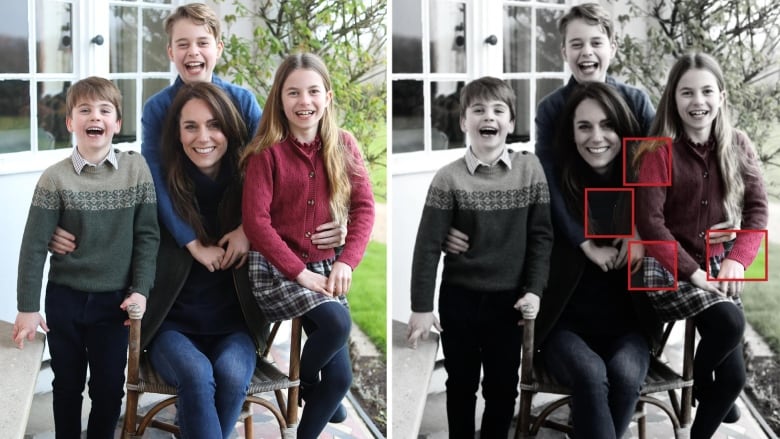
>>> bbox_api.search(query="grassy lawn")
[745,238,766,279]
[365,122,387,203]
[742,241,780,353]
[350,241,387,356]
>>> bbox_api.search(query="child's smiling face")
[675,68,726,144]
[281,68,332,143]
[167,18,223,84]
[562,18,617,83]
[460,98,514,158]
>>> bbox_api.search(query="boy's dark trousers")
[438,283,524,438]
[45,283,129,438]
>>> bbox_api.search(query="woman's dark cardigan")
[534,235,663,354]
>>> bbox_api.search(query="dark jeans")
[542,328,650,439]
[438,283,523,439]
[148,329,256,439]
[45,283,129,439]
[298,301,353,439]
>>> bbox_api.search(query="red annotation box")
[706,229,769,281]
[623,137,673,187]
[628,240,678,291]
[584,188,634,239]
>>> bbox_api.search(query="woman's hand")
[580,240,618,272]
[715,258,745,298]
[312,221,347,249]
[185,240,226,272]
[708,221,737,244]
[295,268,331,296]
[443,227,470,254]
[407,312,442,349]
[628,240,644,274]
[48,226,77,255]
[327,261,352,297]
[218,225,250,269]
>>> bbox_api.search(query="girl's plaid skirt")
[641,255,740,322]
[248,251,349,323]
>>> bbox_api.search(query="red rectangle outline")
[583,188,635,239]
[706,229,768,281]
[627,240,678,291]
[622,137,673,187]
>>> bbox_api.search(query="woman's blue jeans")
[543,328,650,439]
[148,330,256,439]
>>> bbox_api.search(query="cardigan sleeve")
[334,132,375,270]
[129,156,160,297]
[636,145,700,279]
[242,150,307,280]
[520,156,553,297]
[723,131,769,268]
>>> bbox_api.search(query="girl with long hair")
[241,52,375,438]
[634,52,768,438]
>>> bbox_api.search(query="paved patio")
[24,320,378,439]
[415,322,776,439]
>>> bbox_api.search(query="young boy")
[13,76,159,437]
[536,2,654,257]
[406,76,553,438]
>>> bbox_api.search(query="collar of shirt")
[465,145,512,175]
[71,147,119,174]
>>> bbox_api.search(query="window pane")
[507,79,530,143]
[1,2,29,73]
[0,81,31,153]
[392,0,422,73]
[431,81,464,150]
[537,9,563,72]
[392,80,424,153]
[142,8,169,72]
[38,81,71,149]
[37,0,73,74]
[143,78,171,104]
[503,6,531,73]
[115,79,137,144]
[430,1,466,74]
[111,6,138,73]
[536,78,563,104]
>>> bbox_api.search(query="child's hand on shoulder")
[327,261,352,297]
[121,292,147,326]
[12,312,49,349]
[407,312,442,349]
[296,268,331,296]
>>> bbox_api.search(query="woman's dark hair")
[554,81,640,235]
[160,82,248,244]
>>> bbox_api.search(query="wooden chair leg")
[242,400,253,438]
[515,390,534,439]
[637,401,646,439]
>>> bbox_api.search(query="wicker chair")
[121,309,302,439]
[514,318,695,439]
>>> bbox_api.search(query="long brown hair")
[556,81,641,231]
[633,53,760,226]
[240,52,361,226]
[161,82,248,244]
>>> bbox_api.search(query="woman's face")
[178,98,228,179]
[573,97,621,175]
